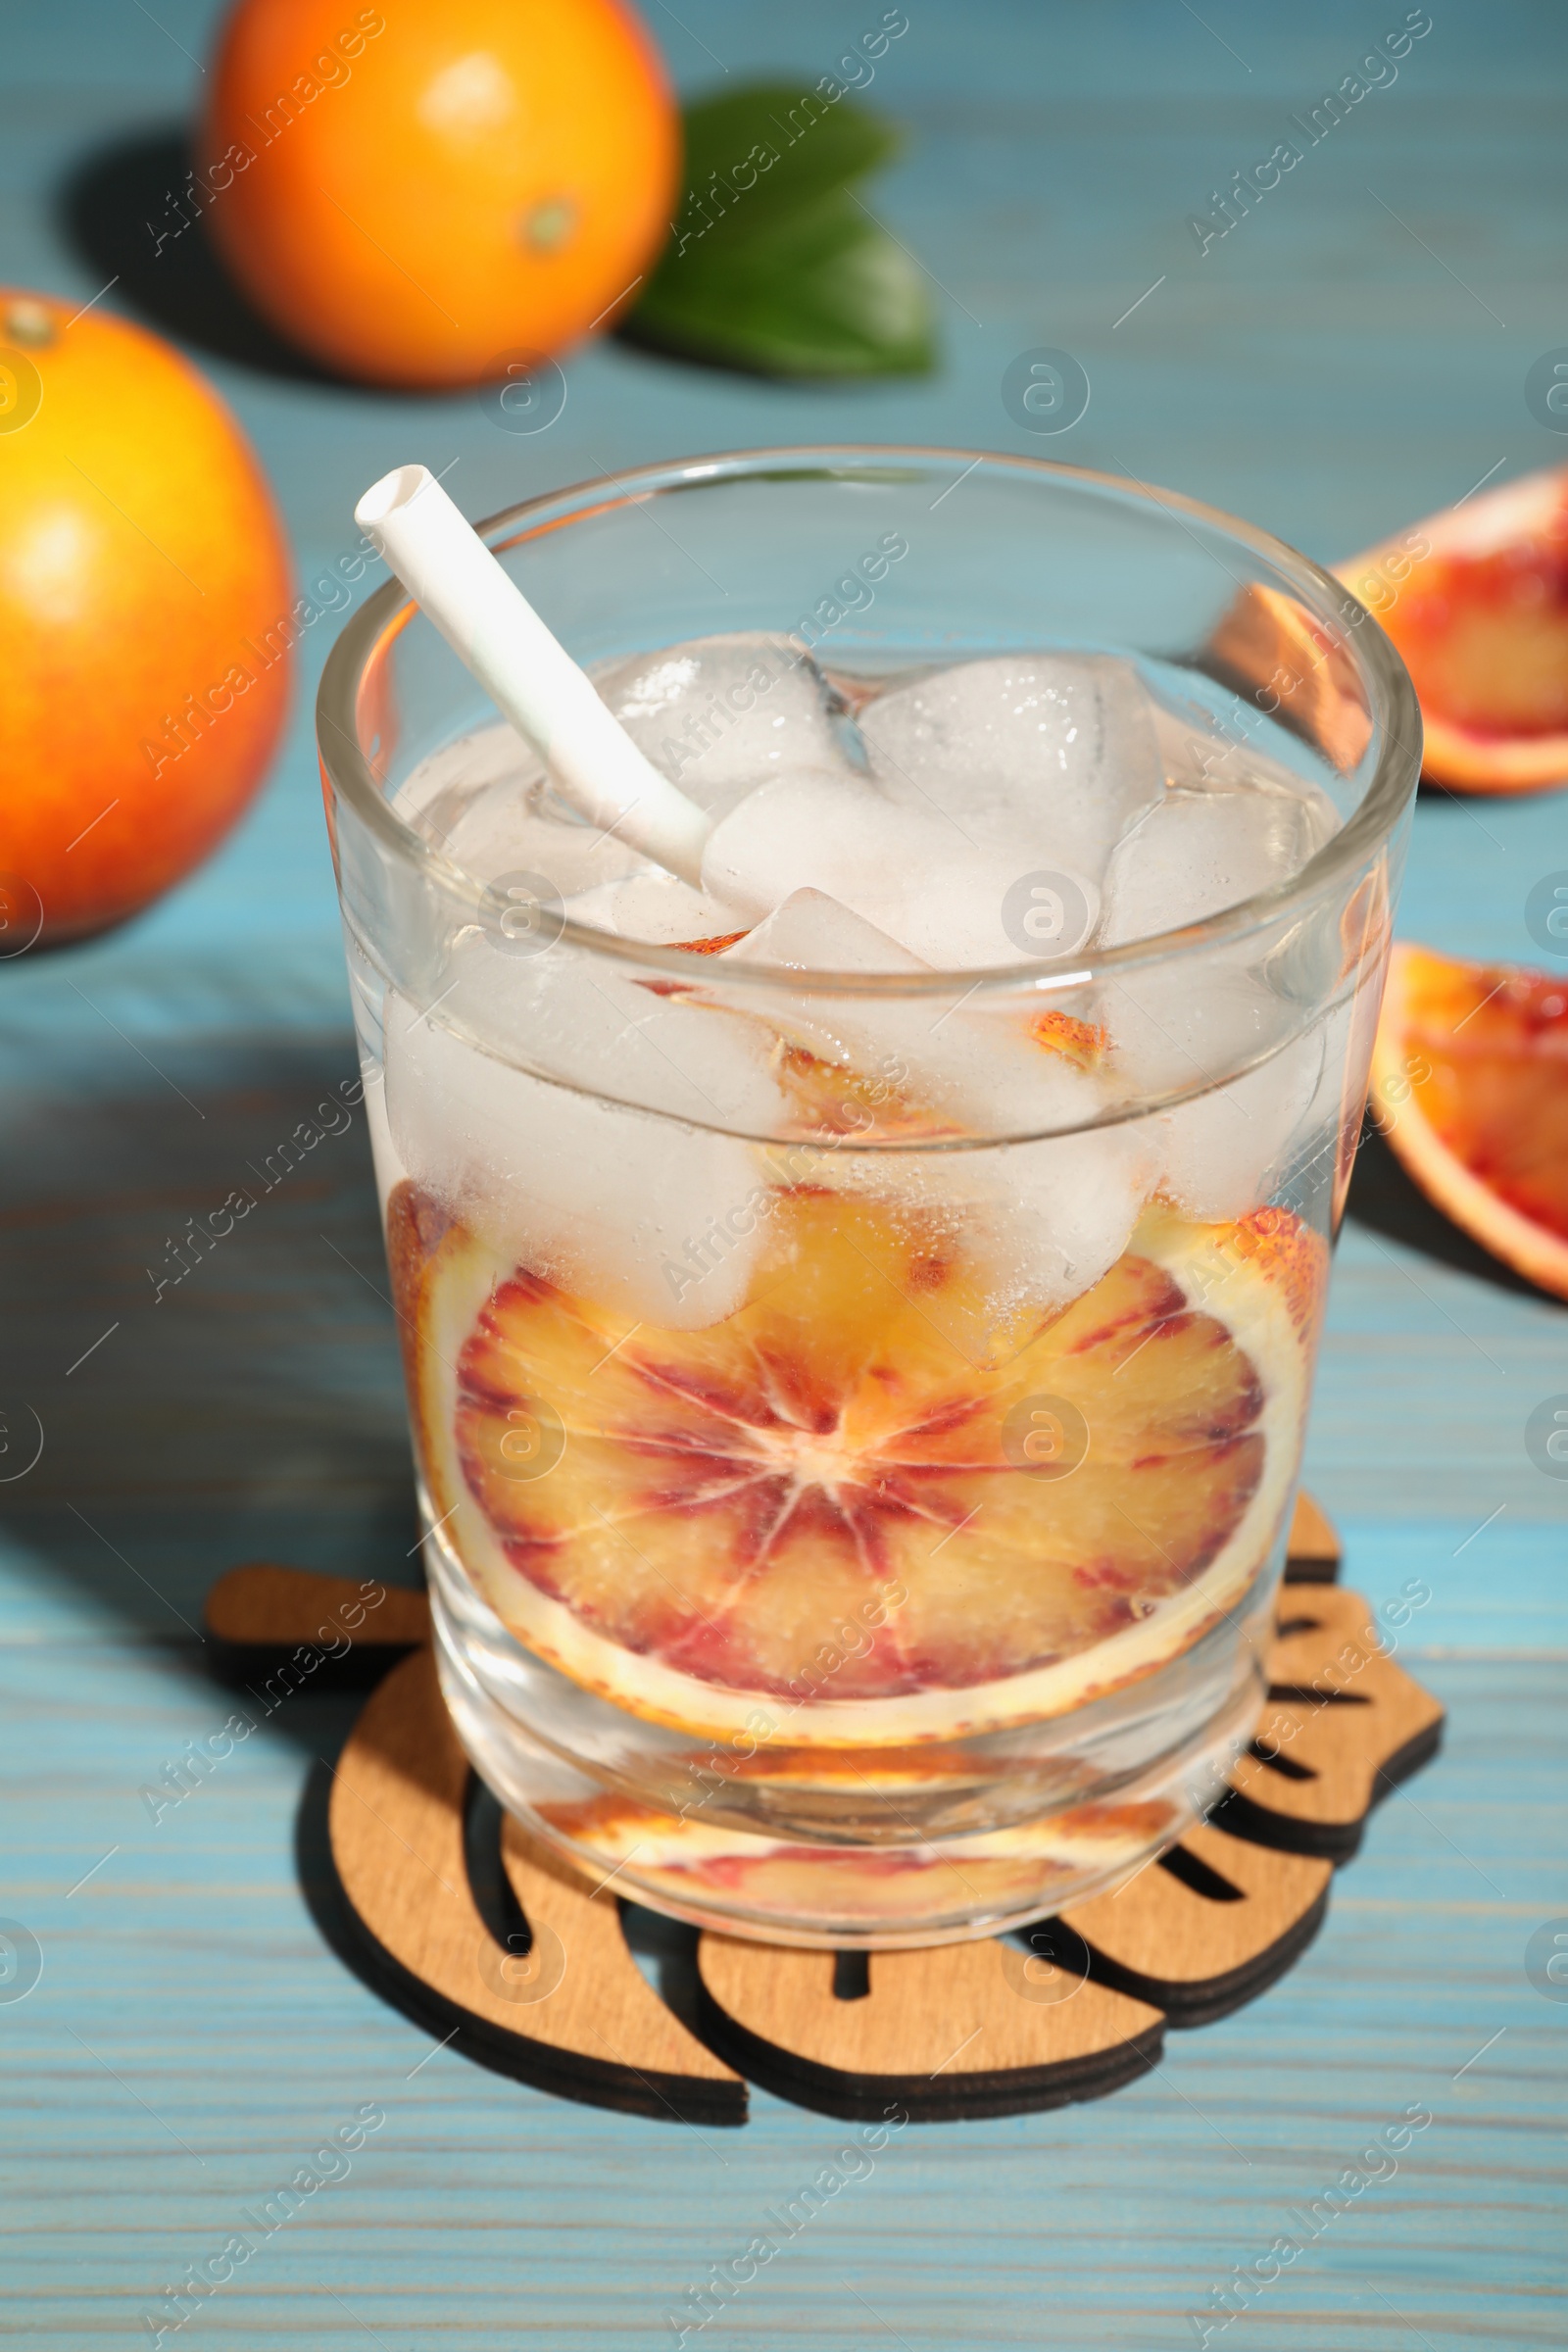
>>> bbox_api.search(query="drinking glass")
[317,447,1419,1947]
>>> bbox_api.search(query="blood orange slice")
[393,1181,1320,1743]
[525,1790,1185,1939]
[1339,466,1568,794]
[1371,942,1568,1298]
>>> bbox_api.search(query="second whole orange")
[199,0,679,388]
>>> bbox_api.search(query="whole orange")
[0,292,292,949]
[199,0,679,388]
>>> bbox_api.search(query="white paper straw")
[355,465,710,886]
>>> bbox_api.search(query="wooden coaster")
[325,1644,744,2126]
[1055,1822,1332,2028]
[1279,1490,1342,1584]
[1210,1584,1446,1863]
[694,1932,1162,2124]
[205,1563,430,1686]
[207,1495,1444,2125]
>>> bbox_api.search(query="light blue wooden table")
[3,4,1565,2344]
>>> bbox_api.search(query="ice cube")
[390,720,646,899]
[859,655,1165,880]
[701,775,1100,969]
[392,717,543,848]
[1093,955,1294,1110]
[724,888,961,1129]
[729,892,1151,1347]
[722,889,1100,1139]
[564,872,748,948]
[1099,779,1336,947]
[1153,1029,1325,1223]
[383,931,786,1328]
[723,885,925,978]
[719,898,1152,1353]
[592,633,857,815]
[897,1118,1155,1361]
[984,1120,1155,1325]
[1150,696,1343,832]
[1100,783,1322,946]
[1093,775,1338,1102]
[453,927,785,1128]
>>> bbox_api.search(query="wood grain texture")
[1218,1586,1448,1860]
[207,1561,430,1649]
[329,1645,744,2124]
[495,1813,748,2122]
[1060,1823,1334,2026]
[695,1933,1164,2122]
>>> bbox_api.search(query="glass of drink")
[317,448,1419,1948]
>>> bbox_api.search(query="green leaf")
[625,82,938,380]
[677,81,899,220]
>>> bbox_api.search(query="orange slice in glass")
[393,1181,1321,1744]
[1371,942,1568,1298]
[1339,465,1568,794]
[526,1790,1185,1938]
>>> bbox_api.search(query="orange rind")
[527,1790,1183,1930]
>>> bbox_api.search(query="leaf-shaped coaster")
[624,82,937,379]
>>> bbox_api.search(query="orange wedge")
[1371,944,1568,1298]
[391,1179,1322,1744]
[1339,466,1568,794]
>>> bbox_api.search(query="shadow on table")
[0,1029,420,1755]
[1343,1123,1548,1302]
[56,125,343,388]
